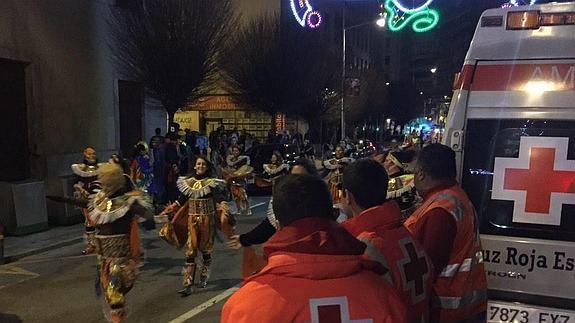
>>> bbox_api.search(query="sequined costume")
[159,175,235,295]
[387,174,417,218]
[130,155,154,193]
[224,154,253,216]
[383,151,418,218]
[87,165,154,323]
[256,161,289,188]
[323,157,354,204]
[72,147,103,255]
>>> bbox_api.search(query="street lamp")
[376,16,387,27]
[341,9,386,141]
[430,67,438,74]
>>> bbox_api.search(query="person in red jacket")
[340,159,433,323]
[405,144,486,322]
[221,174,408,323]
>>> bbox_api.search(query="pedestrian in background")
[164,133,181,203]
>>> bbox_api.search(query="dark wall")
[0,58,29,181]
[118,80,143,158]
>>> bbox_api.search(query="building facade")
[0,0,168,233]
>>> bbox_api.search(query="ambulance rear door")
[460,59,575,322]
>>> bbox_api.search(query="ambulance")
[444,2,575,322]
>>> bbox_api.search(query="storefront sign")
[188,95,245,111]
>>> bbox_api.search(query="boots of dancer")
[178,262,195,296]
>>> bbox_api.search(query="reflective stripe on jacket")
[404,185,487,323]
[343,201,433,323]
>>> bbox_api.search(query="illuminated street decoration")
[307,11,322,28]
[290,0,322,28]
[383,0,439,32]
[501,0,537,8]
[391,0,434,13]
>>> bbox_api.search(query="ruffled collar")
[227,155,250,167]
[71,163,102,178]
[323,157,354,170]
[176,176,226,199]
[88,190,152,224]
[263,163,289,175]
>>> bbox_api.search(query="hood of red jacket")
[264,217,366,258]
[254,217,373,280]
[342,200,402,237]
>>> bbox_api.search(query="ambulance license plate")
[488,301,575,323]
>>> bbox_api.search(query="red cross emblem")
[492,137,575,226]
[397,238,429,304]
[309,297,373,323]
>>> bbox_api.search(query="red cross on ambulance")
[492,136,575,226]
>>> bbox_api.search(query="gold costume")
[159,176,235,294]
[223,155,253,216]
[323,157,354,204]
[88,187,153,323]
[387,174,417,219]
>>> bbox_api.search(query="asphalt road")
[0,196,270,323]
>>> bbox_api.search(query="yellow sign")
[174,110,200,132]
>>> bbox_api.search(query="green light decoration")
[384,0,439,33]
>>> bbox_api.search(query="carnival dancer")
[227,159,343,278]
[323,145,354,204]
[87,163,154,323]
[223,146,253,216]
[255,151,289,188]
[158,156,235,296]
[71,147,102,255]
[381,150,418,218]
[301,139,315,160]
[130,142,154,193]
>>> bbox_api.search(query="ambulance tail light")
[540,12,575,26]
[507,11,540,30]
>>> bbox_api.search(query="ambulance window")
[462,119,575,242]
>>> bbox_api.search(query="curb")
[3,236,84,264]
[2,198,269,264]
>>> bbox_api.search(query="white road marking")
[0,265,39,276]
[168,284,241,323]
[250,202,266,209]
[168,199,266,322]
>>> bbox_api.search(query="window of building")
[384,56,390,66]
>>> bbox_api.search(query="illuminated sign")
[289,0,437,32]
[384,0,439,32]
[290,0,322,28]
[501,0,537,8]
